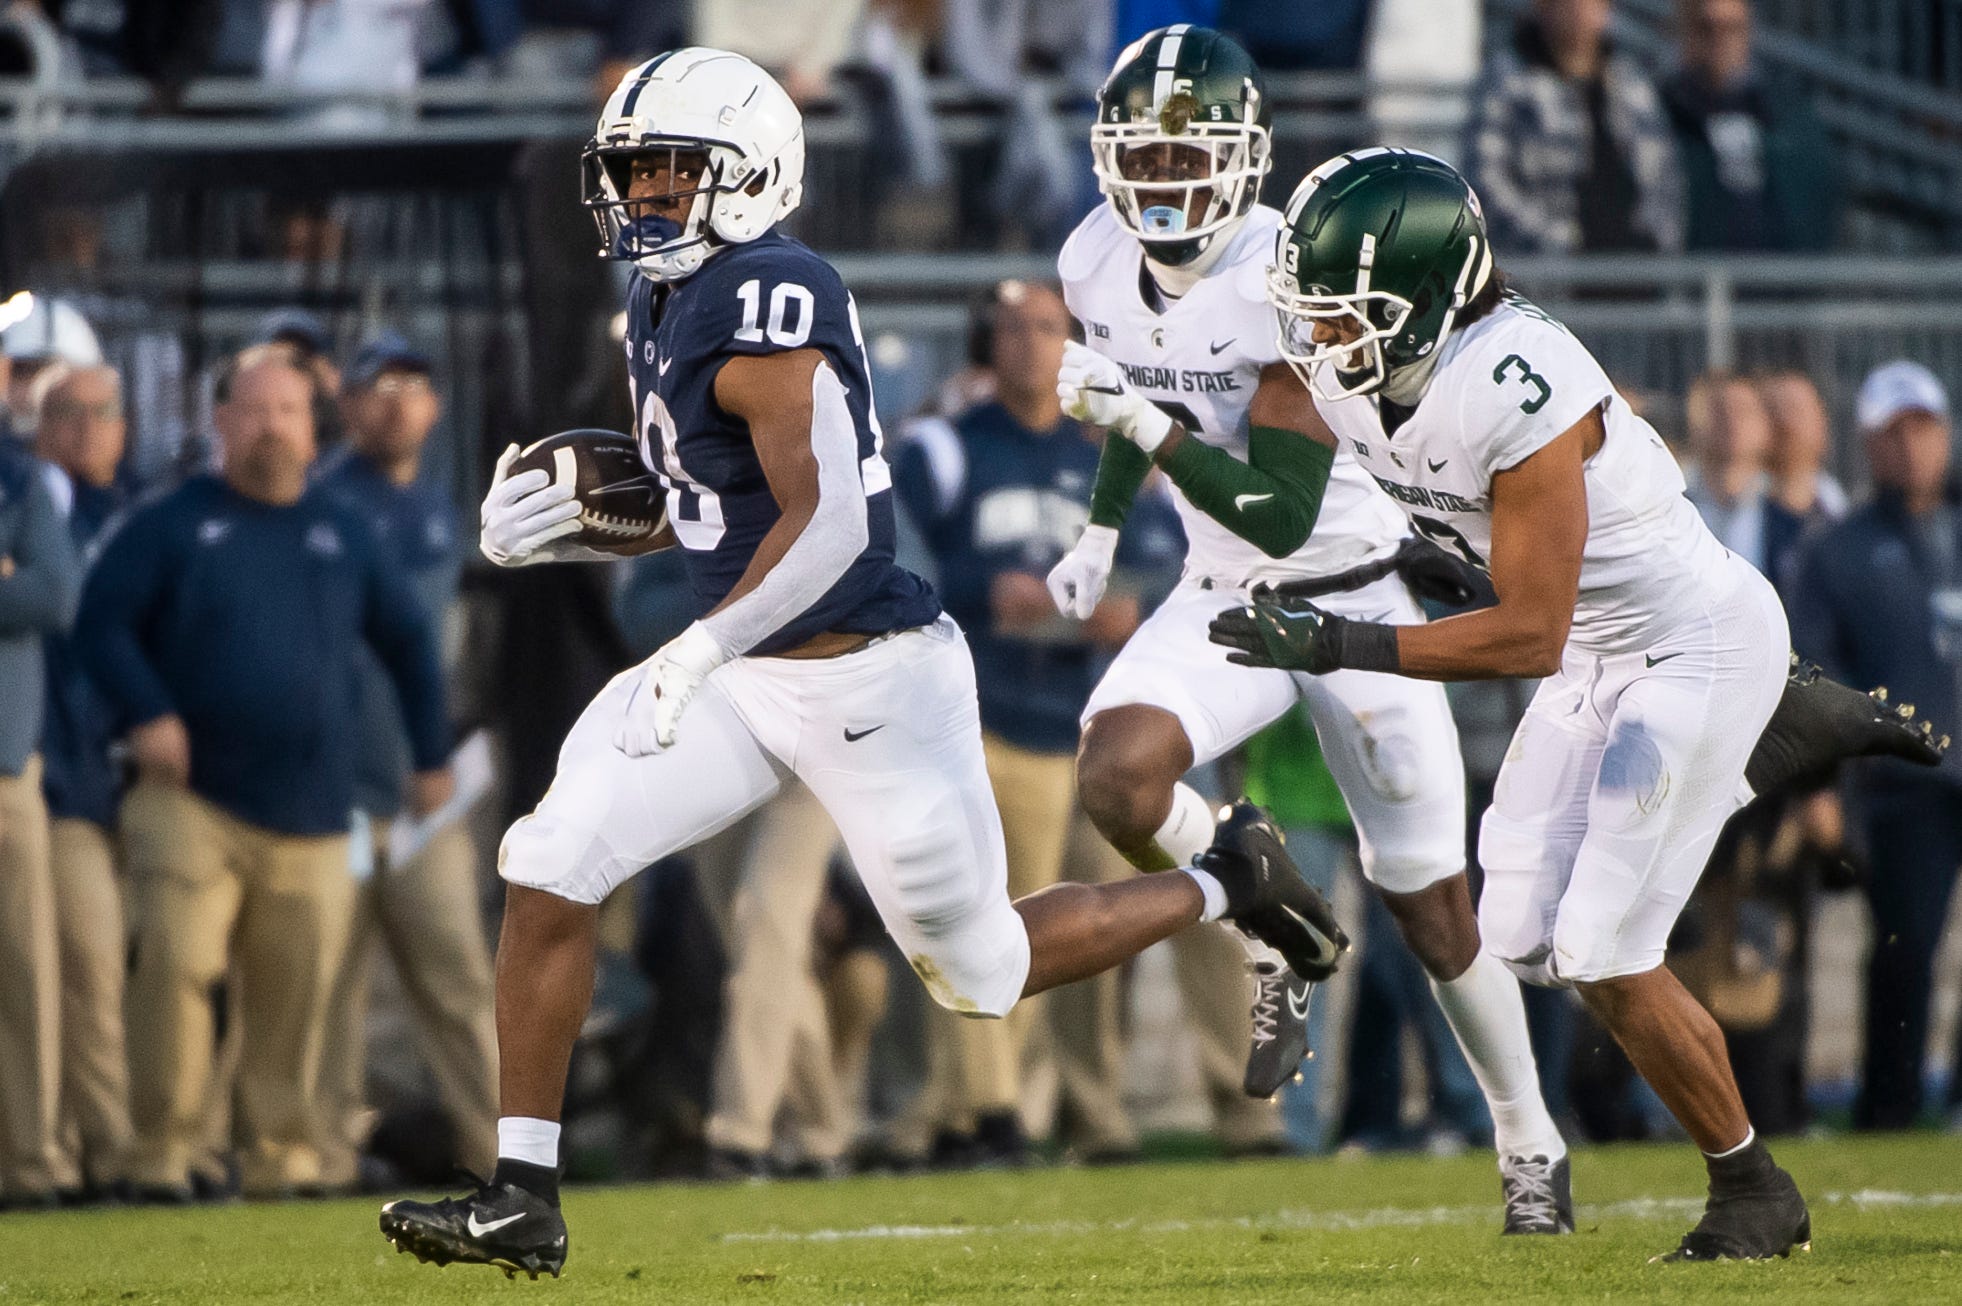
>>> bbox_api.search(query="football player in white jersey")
[1227,147,1946,1260]
[1047,26,1573,1233]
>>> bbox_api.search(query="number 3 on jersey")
[1493,354,1551,415]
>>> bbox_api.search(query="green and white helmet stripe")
[1092,25,1271,266]
[1270,148,1493,400]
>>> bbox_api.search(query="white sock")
[1184,866,1228,922]
[497,1116,562,1168]
[1429,951,1566,1161]
[1705,1126,1756,1159]
[1149,782,1217,869]
[1153,782,1283,969]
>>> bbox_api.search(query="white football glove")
[614,622,731,755]
[479,444,588,567]
[1056,340,1174,454]
[1046,524,1120,620]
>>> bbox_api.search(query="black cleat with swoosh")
[1243,959,1316,1098]
[380,1179,568,1280]
[1198,800,1350,982]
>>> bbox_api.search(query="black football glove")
[1208,590,1348,674]
[1394,536,1496,609]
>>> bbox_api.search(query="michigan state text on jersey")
[1048,25,1570,1228]
[1224,146,1813,1262]
[380,46,1344,1281]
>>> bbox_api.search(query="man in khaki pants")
[34,362,138,1198]
[0,413,81,1208]
[77,347,454,1200]
[315,334,497,1186]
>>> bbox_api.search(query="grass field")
[3,1134,1958,1304]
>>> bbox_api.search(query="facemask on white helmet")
[582,49,806,283]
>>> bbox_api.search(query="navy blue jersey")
[623,231,939,655]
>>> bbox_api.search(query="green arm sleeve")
[1087,432,1154,530]
[1158,425,1335,558]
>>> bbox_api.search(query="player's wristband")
[1330,617,1402,673]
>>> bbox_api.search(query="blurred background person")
[314,332,498,1191]
[1758,369,1850,523]
[1,292,104,440]
[896,281,1278,1165]
[77,347,453,1199]
[1684,370,1805,589]
[0,384,81,1209]
[30,361,135,1201]
[1467,0,1683,255]
[1660,0,1841,252]
[1789,360,1962,1131]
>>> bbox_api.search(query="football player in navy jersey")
[378,49,1346,1279]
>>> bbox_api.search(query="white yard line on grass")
[720,1191,1962,1245]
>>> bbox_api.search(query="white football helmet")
[582,48,806,283]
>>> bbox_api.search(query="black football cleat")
[1243,957,1315,1099]
[1500,1154,1575,1235]
[380,1179,567,1280]
[1746,654,1950,797]
[1656,1162,1810,1262]
[1199,800,1350,982]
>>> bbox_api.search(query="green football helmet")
[1269,148,1494,400]
[1092,24,1272,267]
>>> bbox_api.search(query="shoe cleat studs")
[1875,686,1889,701]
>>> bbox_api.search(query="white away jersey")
[1314,297,1736,655]
[1057,203,1405,585]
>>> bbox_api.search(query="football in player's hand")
[508,428,673,555]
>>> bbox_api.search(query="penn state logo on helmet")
[1091,25,1272,267]
[582,48,806,283]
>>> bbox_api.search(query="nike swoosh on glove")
[614,622,732,755]
[1207,590,1347,674]
[479,444,586,566]
[1046,524,1120,620]
[1056,340,1174,454]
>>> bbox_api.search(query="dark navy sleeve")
[353,510,451,771]
[710,247,858,370]
[75,503,176,728]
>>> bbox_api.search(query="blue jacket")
[1788,492,1962,791]
[0,441,81,777]
[319,451,462,818]
[40,480,126,827]
[895,403,1184,753]
[76,475,451,836]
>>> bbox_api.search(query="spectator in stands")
[1217,0,1368,71]
[1684,370,1805,590]
[1467,0,1684,255]
[313,332,497,1190]
[1660,0,1842,251]
[896,281,1201,1164]
[1759,369,1850,521]
[507,0,682,103]
[695,0,866,105]
[2,292,104,438]
[1787,360,1962,1131]
[0,392,81,1210]
[31,363,135,1201]
[77,346,453,1200]
[1367,0,1482,161]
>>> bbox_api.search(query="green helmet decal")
[1268,148,1494,399]
[1092,25,1272,266]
